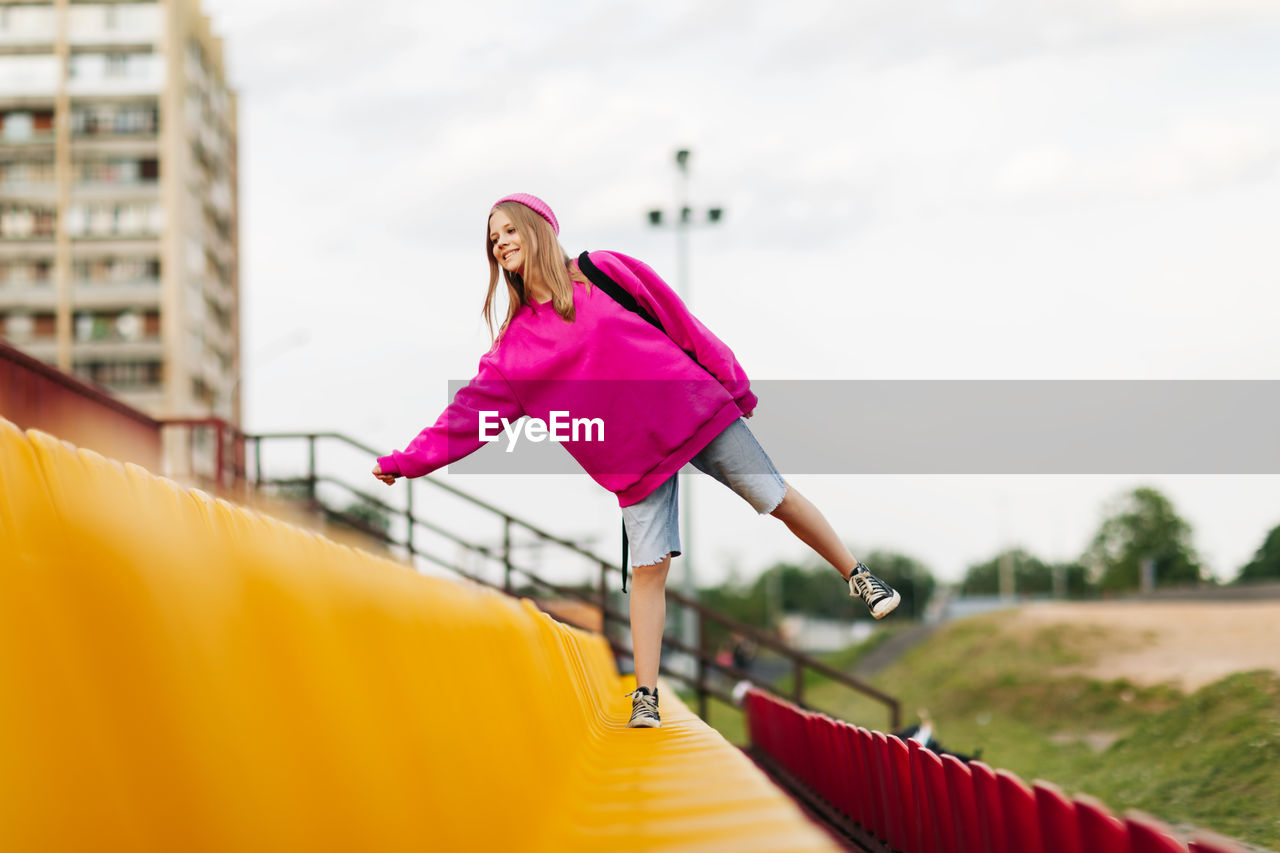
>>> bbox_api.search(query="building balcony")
[70,136,160,156]
[0,128,55,147]
[71,337,164,361]
[72,280,162,310]
[5,337,57,362]
[72,181,161,201]
[0,7,56,47]
[68,36,161,52]
[0,281,56,310]
[0,181,56,202]
[205,279,234,315]
[67,77,163,98]
[0,42,56,57]
[0,54,59,98]
[69,236,162,256]
[68,6,163,49]
[200,321,235,358]
[0,231,55,245]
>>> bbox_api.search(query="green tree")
[1235,523,1280,583]
[1083,487,1202,592]
[962,548,1093,598]
[698,549,937,639]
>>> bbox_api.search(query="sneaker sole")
[628,718,661,729]
[870,590,901,620]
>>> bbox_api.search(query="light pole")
[646,148,724,657]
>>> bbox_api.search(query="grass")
[738,612,1280,850]
[675,690,749,746]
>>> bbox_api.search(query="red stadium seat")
[803,713,827,800]
[908,740,932,853]
[919,746,958,853]
[870,732,895,846]
[996,769,1045,853]
[1126,811,1190,853]
[942,754,983,853]
[1033,780,1083,853]
[781,706,804,777]
[819,717,842,808]
[831,722,858,821]
[1075,793,1129,853]
[848,727,877,834]
[970,761,1010,853]
[885,735,915,853]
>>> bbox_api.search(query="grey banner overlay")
[445,380,1280,475]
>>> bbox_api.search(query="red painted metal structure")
[0,340,161,470]
[744,688,1252,853]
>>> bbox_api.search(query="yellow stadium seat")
[0,422,838,852]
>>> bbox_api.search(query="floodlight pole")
[647,148,724,658]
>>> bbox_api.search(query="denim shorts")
[621,418,788,568]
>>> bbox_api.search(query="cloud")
[752,0,1280,72]
[995,120,1279,201]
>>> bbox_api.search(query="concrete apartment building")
[0,0,239,425]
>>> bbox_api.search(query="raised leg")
[769,483,860,580]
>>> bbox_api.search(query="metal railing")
[161,420,901,729]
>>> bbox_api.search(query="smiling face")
[488,209,525,276]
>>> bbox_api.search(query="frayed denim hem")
[757,482,788,517]
[631,550,679,569]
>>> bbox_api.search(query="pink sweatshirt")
[378,251,758,507]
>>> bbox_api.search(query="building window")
[72,255,162,283]
[73,309,159,342]
[105,53,129,78]
[116,310,141,341]
[3,313,34,342]
[1,159,56,185]
[65,201,162,237]
[74,157,158,185]
[71,104,158,137]
[72,359,163,390]
[0,204,57,239]
[2,112,33,142]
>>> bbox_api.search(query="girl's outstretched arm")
[376,360,524,481]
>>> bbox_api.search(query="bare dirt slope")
[1008,601,1280,691]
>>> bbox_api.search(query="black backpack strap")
[621,519,629,594]
[577,251,666,334]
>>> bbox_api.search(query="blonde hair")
[483,202,590,346]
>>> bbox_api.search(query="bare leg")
[629,556,672,690]
[769,483,861,580]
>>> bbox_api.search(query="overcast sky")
[203,0,1280,586]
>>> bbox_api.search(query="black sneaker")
[849,563,900,619]
[626,686,661,728]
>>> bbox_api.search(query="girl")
[373,193,900,729]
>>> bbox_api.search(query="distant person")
[731,634,757,674]
[373,193,900,729]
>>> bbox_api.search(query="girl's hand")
[372,462,399,485]
[743,410,754,419]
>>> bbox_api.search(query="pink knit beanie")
[492,193,559,236]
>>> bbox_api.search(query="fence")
[157,420,902,729]
[743,688,1248,853]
